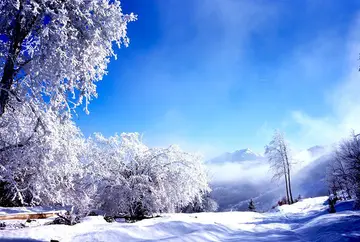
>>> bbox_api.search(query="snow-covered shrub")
[85,133,210,218]
[296,194,302,202]
[202,196,219,212]
[278,196,288,206]
[182,193,218,213]
[53,208,80,226]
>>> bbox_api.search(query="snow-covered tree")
[265,130,294,205]
[0,0,136,117]
[0,107,88,210]
[0,0,136,214]
[327,131,360,207]
[326,159,352,200]
[84,133,210,218]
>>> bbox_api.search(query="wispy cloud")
[142,0,281,156]
[285,15,360,149]
[138,1,360,159]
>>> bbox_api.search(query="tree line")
[0,113,213,218]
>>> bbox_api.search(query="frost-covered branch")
[0,0,137,117]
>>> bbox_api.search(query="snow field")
[0,196,360,241]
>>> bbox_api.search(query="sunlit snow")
[1,196,359,242]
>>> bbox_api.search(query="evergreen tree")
[248,199,256,212]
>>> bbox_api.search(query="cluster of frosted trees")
[0,112,211,217]
[0,0,212,218]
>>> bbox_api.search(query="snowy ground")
[0,197,360,242]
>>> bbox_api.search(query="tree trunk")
[0,56,16,116]
[284,172,290,204]
[0,3,26,117]
[281,149,290,204]
[287,165,294,204]
[283,144,294,204]
[281,145,290,204]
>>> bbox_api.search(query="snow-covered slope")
[294,153,333,197]
[0,197,359,241]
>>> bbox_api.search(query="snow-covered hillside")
[209,146,332,211]
[230,152,334,212]
[0,197,359,241]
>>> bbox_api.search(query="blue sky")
[76,0,360,158]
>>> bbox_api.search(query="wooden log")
[0,212,58,220]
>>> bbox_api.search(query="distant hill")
[207,148,264,164]
[307,145,327,157]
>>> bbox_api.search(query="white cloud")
[286,15,360,148]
